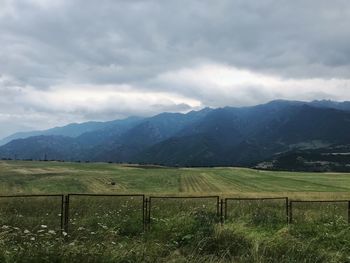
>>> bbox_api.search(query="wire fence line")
[0,194,350,235]
[289,200,350,224]
[0,194,65,233]
[224,197,289,224]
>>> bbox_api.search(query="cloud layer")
[1,0,350,137]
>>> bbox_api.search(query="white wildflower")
[48,230,56,235]
[98,224,108,229]
[24,229,30,234]
[40,225,47,228]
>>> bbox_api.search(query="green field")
[1,160,350,200]
[1,160,350,262]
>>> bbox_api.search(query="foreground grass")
[1,218,350,262]
[1,196,350,262]
[1,160,350,262]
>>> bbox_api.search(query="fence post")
[148,197,151,230]
[60,195,64,233]
[144,198,148,230]
[348,201,350,224]
[220,199,224,225]
[224,199,227,220]
[288,201,293,224]
[64,195,70,235]
[286,197,289,224]
[216,197,220,217]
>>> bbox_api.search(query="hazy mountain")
[1,100,350,170]
[88,108,213,162]
[309,100,350,111]
[0,136,78,160]
[0,117,143,146]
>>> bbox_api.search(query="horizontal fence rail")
[1,194,350,237]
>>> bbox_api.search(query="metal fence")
[147,196,220,230]
[1,194,350,237]
[0,194,64,233]
[224,197,289,224]
[64,194,145,234]
[289,200,350,224]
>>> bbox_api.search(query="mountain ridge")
[1,100,350,170]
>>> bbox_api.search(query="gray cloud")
[1,0,350,138]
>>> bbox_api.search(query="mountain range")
[1,100,350,171]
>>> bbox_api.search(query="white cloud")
[20,84,201,115]
[1,0,350,138]
[155,63,350,106]
[0,79,200,137]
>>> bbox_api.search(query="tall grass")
[1,196,350,262]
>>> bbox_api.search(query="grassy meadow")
[1,160,350,262]
[1,160,350,199]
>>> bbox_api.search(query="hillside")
[138,104,350,167]
[1,100,350,169]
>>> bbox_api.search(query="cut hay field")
[1,160,350,199]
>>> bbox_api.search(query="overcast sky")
[1,0,350,138]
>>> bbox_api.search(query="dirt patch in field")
[122,164,167,169]
[323,172,349,175]
[81,177,127,192]
[0,161,13,169]
[12,168,75,175]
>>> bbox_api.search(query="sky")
[1,0,350,138]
